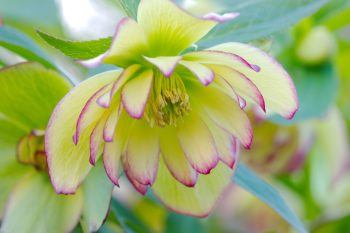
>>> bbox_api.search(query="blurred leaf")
[0,62,71,131]
[82,161,113,232]
[199,0,329,47]
[116,0,140,19]
[270,52,338,124]
[234,164,308,233]
[0,0,61,32]
[312,214,350,233]
[37,30,112,60]
[164,213,204,233]
[110,198,154,233]
[0,26,56,68]
[323,7,350,31]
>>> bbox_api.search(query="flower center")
[145,70,191,127]
[16,130,48,172]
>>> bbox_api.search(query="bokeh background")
[1,0,350,232]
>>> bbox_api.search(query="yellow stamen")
[145,70,191,127]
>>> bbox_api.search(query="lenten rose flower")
[0,63,112,233]
[46,0,298,217]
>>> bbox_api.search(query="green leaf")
[199,0,329,47]
[0,62,71,131]
[0,26,56,68]
[82,161,113,232]
[37,30,113,60]
[234,164,308,233]
[110,198,154,233]
[0,0,61,31]
[164,213,204,233]
[116,0,140,19]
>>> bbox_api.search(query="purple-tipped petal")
[202,12,240,23]
[121,70,153,119]
[144,56,182,77]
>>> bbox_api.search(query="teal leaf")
[0,0,61,31]
[164,213,204,233]
[116,0,140,19]
[82,161,113,232]
[110,198,154,233]
[0,26,56,68]
[0,62,71,131]
[234,164,308,233]
[37,30,112,60]
[199,0,329,47]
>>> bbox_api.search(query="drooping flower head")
[0,63,112,232]
[46,0,298,217]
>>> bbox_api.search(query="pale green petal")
[137,0,218,56]
[209,42,298,119]
[103,18,148,67]
[144,56,182,77]
[121,70,153,119]
[46,70,121,194]
[1,172,83,233]
[122,120,159,185]
[176,113,219,174]
[152,159,233,217]
[82,161,113,232]
[159,127,198,187]
[190,84,252,149]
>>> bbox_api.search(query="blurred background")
[0,0,350,232]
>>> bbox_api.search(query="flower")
[46,0,298,217]
[0,63,113,233]
[242,112,313,175]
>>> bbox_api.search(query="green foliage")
[0,0,61,32]
[234,164,308,233]
[110,198,154,233]
[0,26,56,68]
[37,30,113,60]
[35,0,330,61]
[199,0,330,46]
[116,0,140,19]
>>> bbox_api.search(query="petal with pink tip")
[102,111,132,186]
[103,102,121,142]
[97,65,141,109]
[74,84,110,145]
[180,60,215,86]
[191,84,252,149]
[176,113,219,174]
[209,42,298,119]
[204,118,239,168]
[121,70,153,119]
[152,159,234,217]
[122,120,159,186]
[159,127,198,187]
[137,0,238,55]
[184,50,259,72]
[46,70,121,194]
[202,12,240,22]
[211,65,266,111]
[103,17,148,67]
[144,56,182,77]
[89,115,107,166]
[124,170,149,195]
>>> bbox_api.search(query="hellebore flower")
[242,112,313,175]
[0,63,113,233]
[46,0,298,216]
